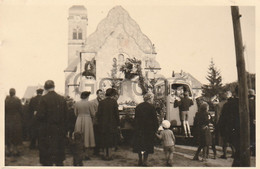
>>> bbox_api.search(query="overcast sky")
[0,0,256,98]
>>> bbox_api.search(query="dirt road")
[5,141,255,167]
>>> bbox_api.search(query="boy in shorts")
[174,91,193,137]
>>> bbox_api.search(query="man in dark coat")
[133,92,159,166]
[21,99,30,141]
[36,80,68,166]
[28,88,43,149]
[96,88,119,160]
[5,88,23,156]
[218,87,240,166]
[215,91,235,159]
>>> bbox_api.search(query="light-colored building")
[64,5,160,101]
[173,71,203,98]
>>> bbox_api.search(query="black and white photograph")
[0,0,257,167]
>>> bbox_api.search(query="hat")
[80,91,91,99]
[143,92,154,102]
[9,88,16,96]
[36,88,44,94]
[44,80,55,90]
[105,88,117,97]
[162,120,171,129]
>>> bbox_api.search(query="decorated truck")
[154,75,198,135]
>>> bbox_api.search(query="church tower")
[68,5,87,65]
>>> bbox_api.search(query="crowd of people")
[5,79,255,167]
[5,80,161,166]
[192,87,256,166]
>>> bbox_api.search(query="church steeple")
[68,5,88,65]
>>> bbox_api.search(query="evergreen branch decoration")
[119,57,148,95]
[110,58,121,90]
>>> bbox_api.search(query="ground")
[5,140,256,167]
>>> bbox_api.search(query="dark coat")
[21,102,30,139]
[193,110,211,146]
[133,102,159,154]
[218,97,240,166]
[249,96,255,126]
[67,107,77,137]
[5,96,23,145]
[28,95,42,135]
[248,96,255,146]
[36,91,68,165]
[96,97,119,148]
[174,96,193,111]
[214,100,227,146]
[29,95,42,119]
[218,97,240,144]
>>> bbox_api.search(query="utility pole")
[231,6,250,166]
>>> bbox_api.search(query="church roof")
[84,6,155,54]
[69,5,87,15]
[69,5,87,11]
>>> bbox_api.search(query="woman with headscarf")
[133,92,159,166]
[96,88,120,160]
[74,91,95,160]
[193,102,212,161]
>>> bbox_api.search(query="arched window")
[78,29,82,40]
[73,29,77,39]
[118,54,124,64]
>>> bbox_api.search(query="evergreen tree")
[202,59,224,98]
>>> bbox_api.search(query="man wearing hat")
[28,88,44,149]
[36,80,68,166]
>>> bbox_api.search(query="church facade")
[64,5,160,101]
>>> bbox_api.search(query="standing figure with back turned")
[36,80,68,166]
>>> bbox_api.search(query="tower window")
[118,54,124,64]
[78,29,82,40]
[73,29,77,39]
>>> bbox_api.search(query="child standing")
[70,132,85,166]
[207,113,217,159]
[156,120,176,166]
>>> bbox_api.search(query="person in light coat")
[74,91,96,160]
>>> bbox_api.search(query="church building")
[64,5,160,101]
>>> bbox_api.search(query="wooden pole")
[247,72,252,89]
[231,6,250,166]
